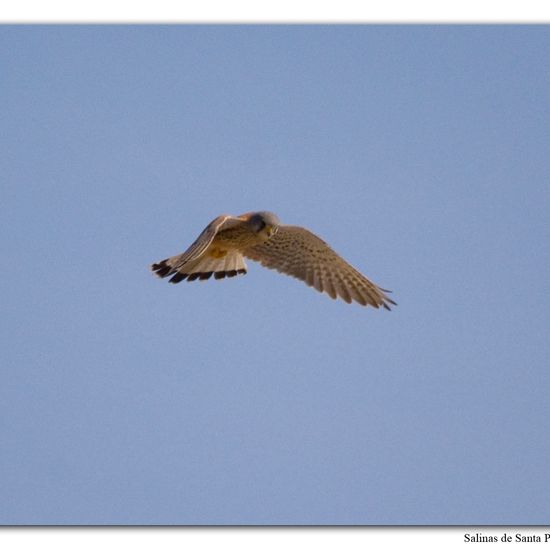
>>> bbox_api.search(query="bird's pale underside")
[151,211,396,310]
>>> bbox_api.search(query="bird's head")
[247,211,280,239]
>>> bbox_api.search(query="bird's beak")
[267,225,277,237]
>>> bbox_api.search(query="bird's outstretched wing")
[244,225,396,309]
[151,215,246,283]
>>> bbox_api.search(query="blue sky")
[2,25,550,525]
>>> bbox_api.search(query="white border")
[1,0,550,22]
[2,527,550,550]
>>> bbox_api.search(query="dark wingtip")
[157,268,248,284]
[151,260,173,278]
[169,272,188,283]
[378,286,397,310]
[214,269,247,280]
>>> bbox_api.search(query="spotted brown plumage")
[151,211,396,309]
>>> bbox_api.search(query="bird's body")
[210,218,271,250]
[151,211,396,309]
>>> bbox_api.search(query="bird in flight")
[151,211,396,309]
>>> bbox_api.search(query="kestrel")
[151,211,396,309]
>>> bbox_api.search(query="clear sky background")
[2,25,550,525]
